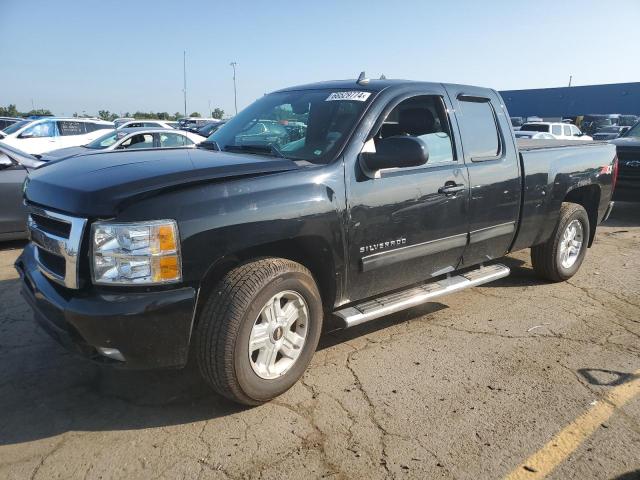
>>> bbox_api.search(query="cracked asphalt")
[0,203,638,480]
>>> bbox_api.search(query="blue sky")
[2,0,639,117]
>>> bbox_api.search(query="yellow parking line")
[504,369,640,480]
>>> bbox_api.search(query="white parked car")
[0,117,114,155]
[514,131,556,140]
[116,120,178,130]
[519,122,592,141]
[39,127,206,161]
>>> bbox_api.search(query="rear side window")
[159,132,193,147]
[521,124,550,132]
[458,98,501,160]
[58,121,85,136]
[551,125,562,136]
[119,133,154,149]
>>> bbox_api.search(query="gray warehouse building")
[500,82,640,118]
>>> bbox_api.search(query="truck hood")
[25,147,299,217]
[610,137,640,148]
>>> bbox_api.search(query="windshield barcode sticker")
[326,91,371,102]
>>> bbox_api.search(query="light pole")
[183,51,187,117]
[230,61,238,115]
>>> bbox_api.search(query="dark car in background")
[234,119,289,147]
[611,114,638,127]
[611,121,640,201]
[196,121,226,137]
[593,125,631,141]
[581,114,613,136]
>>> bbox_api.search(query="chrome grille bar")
[27,206,87,289]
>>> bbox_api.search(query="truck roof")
[274,78,488,94]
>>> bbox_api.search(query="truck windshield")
[520,124,550,132]
[206,89,373,163]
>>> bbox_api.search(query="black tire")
[196,258,323,405]
[531,202,590,282]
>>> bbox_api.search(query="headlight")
[91,220,182,285]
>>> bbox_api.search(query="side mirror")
[361,136,429,171]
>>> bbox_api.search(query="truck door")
[444,86,520,266]
[345,90,469,301]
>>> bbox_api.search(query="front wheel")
[531,202,590,282]
[196,258,323,405]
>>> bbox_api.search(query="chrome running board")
[335,264,510,328]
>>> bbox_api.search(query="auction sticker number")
[325,91,371,102]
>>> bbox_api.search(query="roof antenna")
[379,74,386,79]
[357,71,369,85]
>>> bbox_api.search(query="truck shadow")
[480,256,547,288]
[0,253,576,446]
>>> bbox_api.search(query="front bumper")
[15,243,197,369]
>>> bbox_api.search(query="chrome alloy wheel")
[249,290,309,380]
[559,219,584,269]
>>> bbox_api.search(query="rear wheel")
[531,202,590,282]
[196,258,323,405]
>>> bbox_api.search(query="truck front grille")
[27,206,87,289]
[617,150,640,181]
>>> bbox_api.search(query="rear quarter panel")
[512,142,616,251]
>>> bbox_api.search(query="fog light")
[97,347,125,362]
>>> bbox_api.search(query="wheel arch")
[563,184,601,247]
[193,235,339,330]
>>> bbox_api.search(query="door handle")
[438,183,465,195]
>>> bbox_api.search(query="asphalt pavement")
[0,203,638,480]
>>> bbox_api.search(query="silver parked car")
[0,143,44,240]
[39,127,206,161]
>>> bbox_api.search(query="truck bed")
[511,140,617,252]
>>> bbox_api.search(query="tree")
[0,104,19,117]
[189,112,201,118]
[24,109,53,117]
[0,105,53,117]
[212,108,224,120]
[173,112,183,120]
[98,110,118,121]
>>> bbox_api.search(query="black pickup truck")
[16,78,617,405]
[610,121,640,202]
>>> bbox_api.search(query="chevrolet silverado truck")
[16,78,617,405]
[611,121,640,202]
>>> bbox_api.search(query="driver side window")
[372,95,456,166]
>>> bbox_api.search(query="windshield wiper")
[269,143,284,158]
[223,144,285,158]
